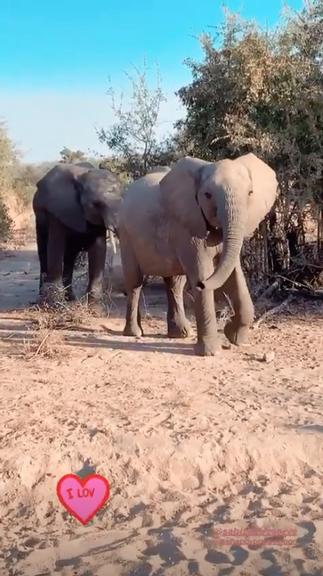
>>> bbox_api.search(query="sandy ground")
[0,226,323,576]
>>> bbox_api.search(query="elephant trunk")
[197,189,247,291]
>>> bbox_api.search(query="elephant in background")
[118,153,278,356]
[33,162,122,307]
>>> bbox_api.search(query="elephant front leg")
[178,237,218,356]
[164,276,191,338]
[87,234,106,310]
[41,216,66,306]
[222,260,254,345]
[193,288,218,356]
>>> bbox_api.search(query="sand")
[0,228,323,576]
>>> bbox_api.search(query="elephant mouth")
[201,207,219,235]
[195,193,219,236]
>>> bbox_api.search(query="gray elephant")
[33,162,122,306]
[118,154,278,356]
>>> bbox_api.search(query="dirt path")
[0,236,323,576]
[0,240,39,311]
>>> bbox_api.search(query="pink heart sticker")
[56,474,110,525]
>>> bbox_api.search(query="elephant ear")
[234,153,278,237]
[35,164,88,233]
[159,156,211,238]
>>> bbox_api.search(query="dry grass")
[19,293,122,360]
[23,328,67,360]
[27,301,92,331]
[18,300,96,360]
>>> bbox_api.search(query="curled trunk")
[197,190,246,290]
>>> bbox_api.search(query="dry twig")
[27,331,51,359]
[254,295,293,329]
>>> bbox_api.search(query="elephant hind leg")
[63,240,80,301]
[124,285,144,337]
[35,212,48,294]
[40,215,66,306]
[120,236,144,337]
[164,276,191,338]
[221,260,254,345]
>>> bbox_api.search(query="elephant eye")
[205,192,212,199]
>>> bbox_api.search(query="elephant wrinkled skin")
[33,162,122,308]
[119,154,278,356]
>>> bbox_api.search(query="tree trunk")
[318,207,323,262]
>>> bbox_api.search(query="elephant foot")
[39,272,47,293]
[39,282,66,308]
[64,288,77,302]
[224,322,250,346]
[167,317,191,339]
[123,323,144,337]
[194,338,218,357]
[88,301,106,317]
[86,292,106,316]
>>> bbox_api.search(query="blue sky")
[0,0,302,162]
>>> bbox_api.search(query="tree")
[12,162,54,208]
[0,125,54,243]
[59,147,87,164]
[0,123,17,242]
[0,195,12,242]
[98,65,175,180]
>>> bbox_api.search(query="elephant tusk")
[108,229,117,254]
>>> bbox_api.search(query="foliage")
[98,65,176,180]
[0,122,17,189]
[0,123,17,242]
[13,162,54,208]
[176,1,323,280]
[59,147,87,164]
[0,195,12,242]
[97,156,132,186]
[0,125,54,243]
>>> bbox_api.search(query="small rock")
[24,537,40,548]
[261,351,275,363]
[222,342,231,350]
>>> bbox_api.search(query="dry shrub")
[0,194,12,243]
[27,292,118,332]
[29,302,90,331]
[20,300,99,360]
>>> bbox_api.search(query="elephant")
[33,162,122,307]
[118,153,278,356]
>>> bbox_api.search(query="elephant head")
[35,164,122,247]
[160,153,278,290]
